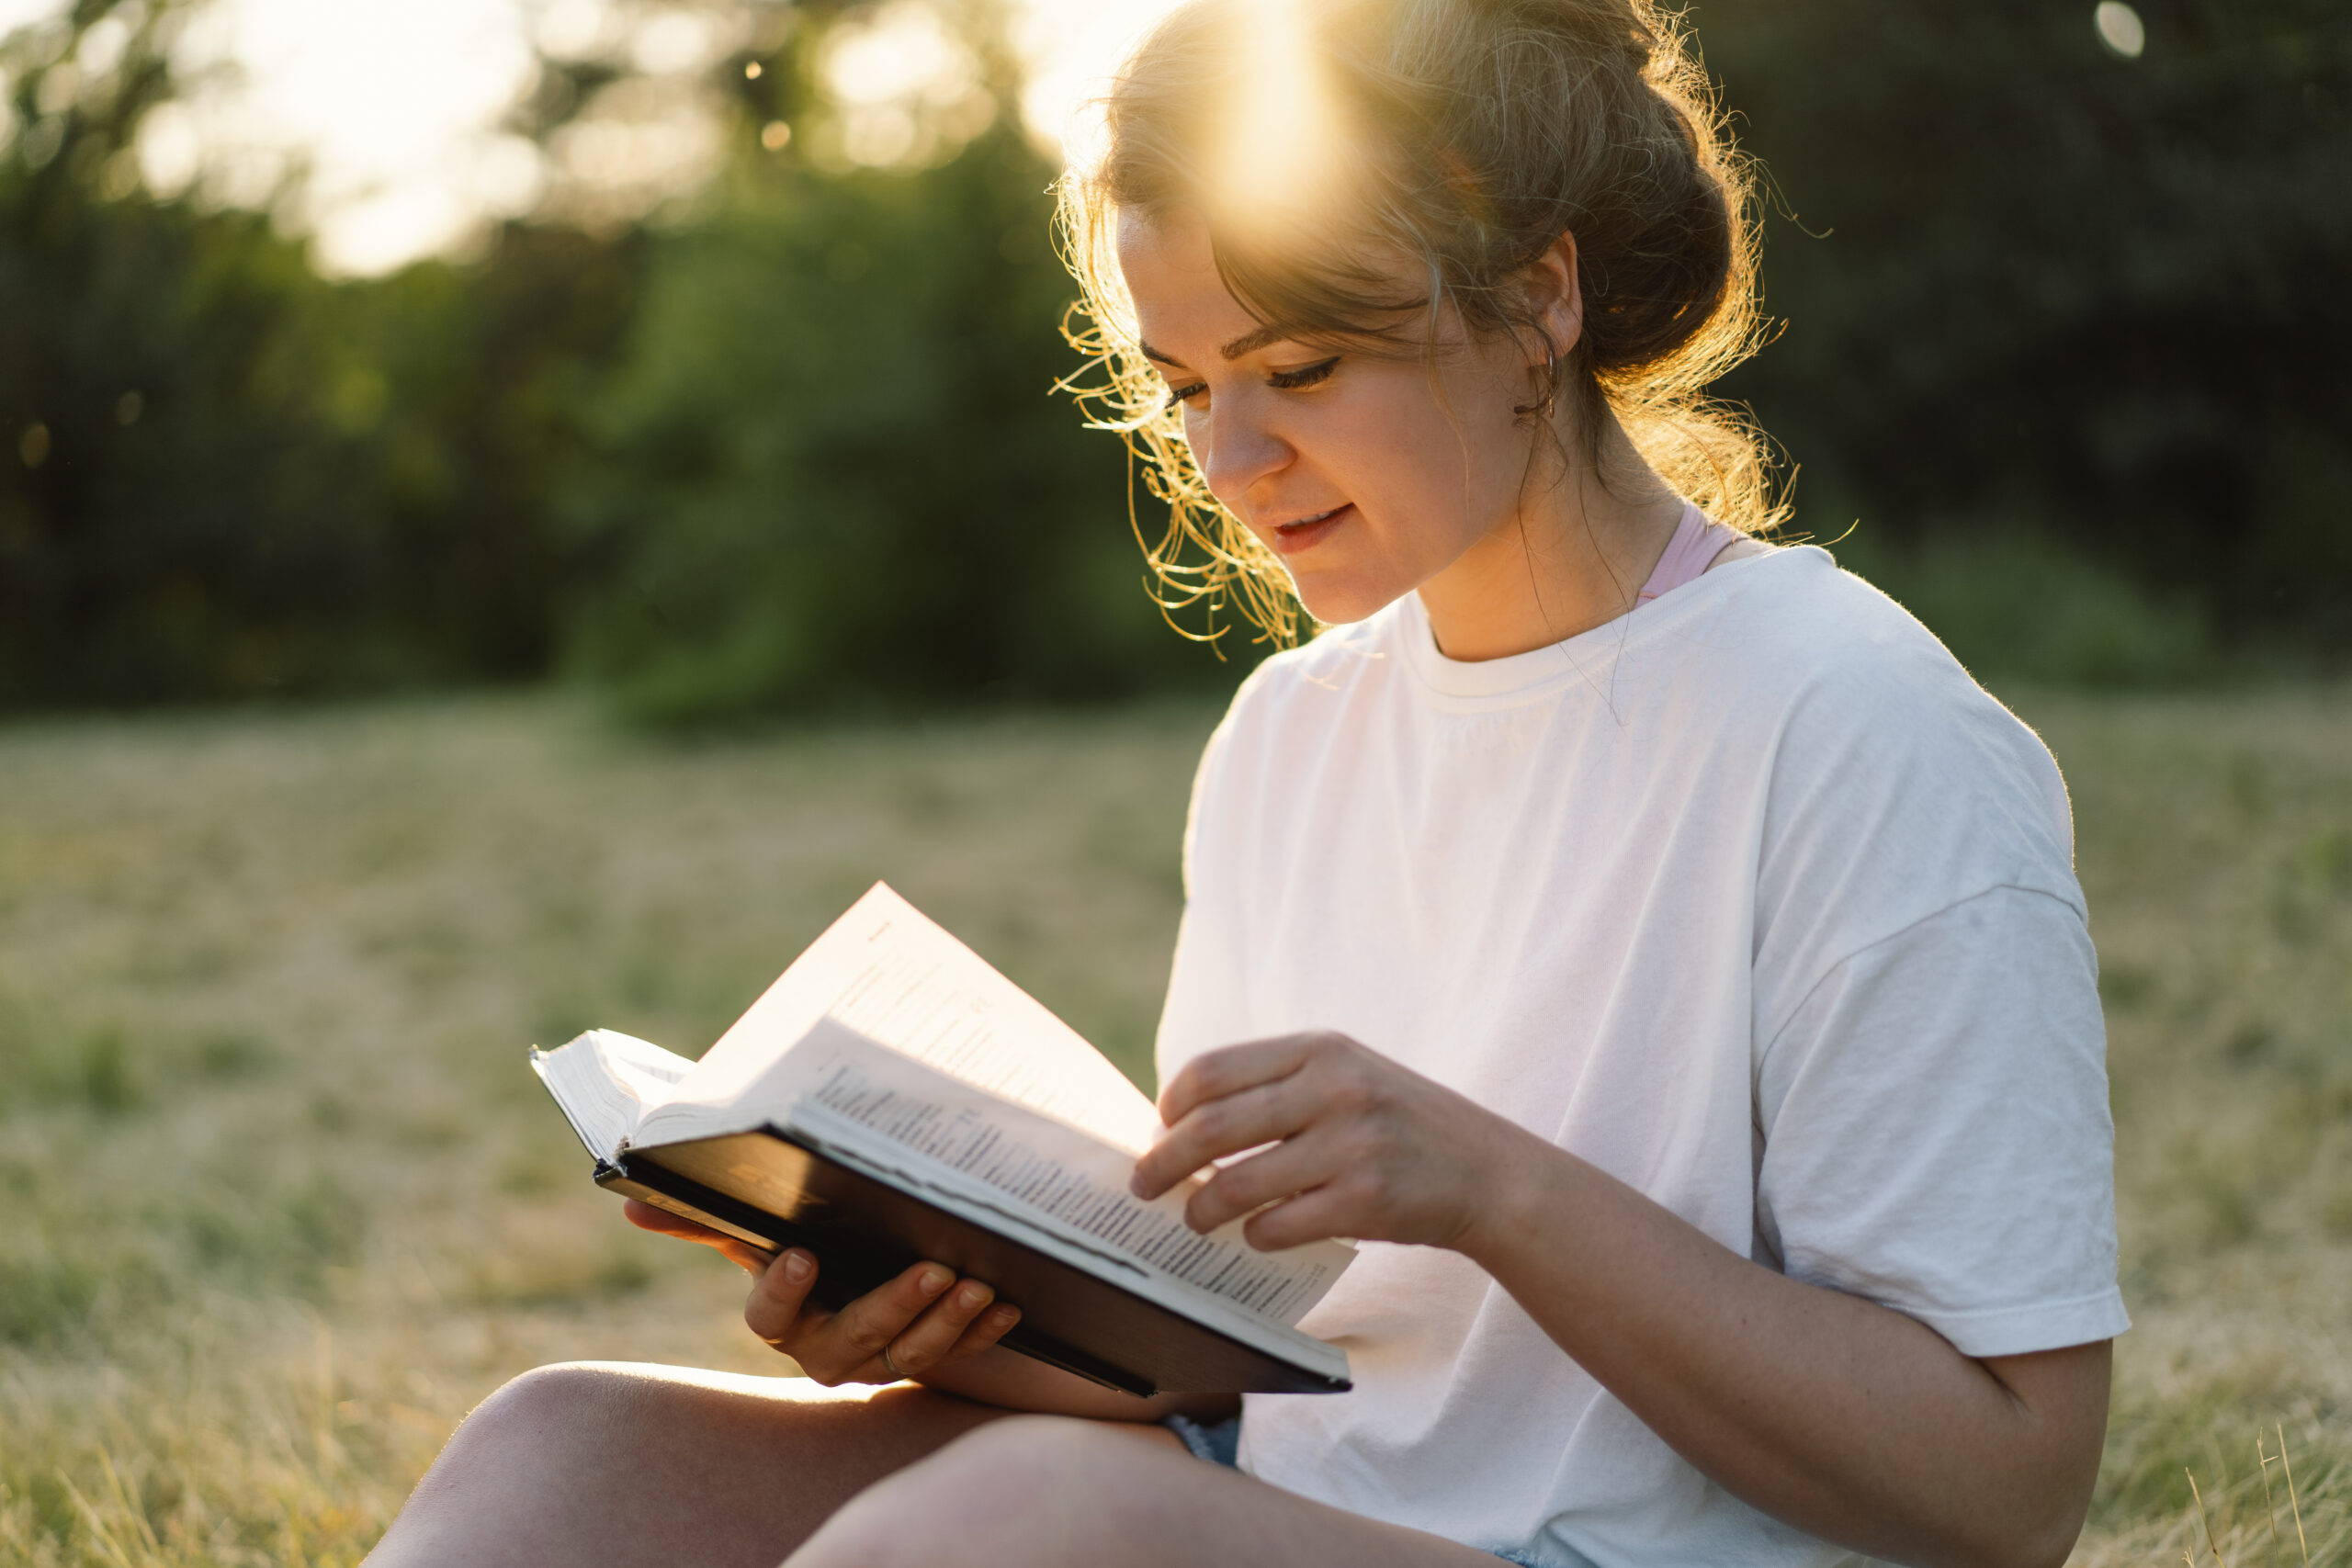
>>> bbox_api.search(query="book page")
[532,1030,696,1162]
[662,884,1164,1155]
[721,1021,1352,1328]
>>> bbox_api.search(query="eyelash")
[1164,356,1341,410]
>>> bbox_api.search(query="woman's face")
[1115,210,1544,626]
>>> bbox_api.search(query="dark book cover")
[600,1126,1352,1398]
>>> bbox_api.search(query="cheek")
[1408,380,1530,503]
[1338,400,1496,517]
[1320,387,1450,488]
[1180,406,1208,457]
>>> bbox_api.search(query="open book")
[532,884,1353,1396]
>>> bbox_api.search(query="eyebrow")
[1138,324,1293,369]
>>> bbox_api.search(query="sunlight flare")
[1205,0,1349,244]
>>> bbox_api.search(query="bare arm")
[1131,1033,2110,1568]
[1462,1128,2108,1568]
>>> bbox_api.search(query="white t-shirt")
[1155,546,2129,1568]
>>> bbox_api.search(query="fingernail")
[918,1266,953,1296]
[957,1282,989,1310]
[783,1250,814,1283]
[989,1305,1020,1327]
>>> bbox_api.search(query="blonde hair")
[1057,0,1782,648]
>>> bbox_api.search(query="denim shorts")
[1161,1415,1549,1567]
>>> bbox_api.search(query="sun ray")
[1206,0,1346,245]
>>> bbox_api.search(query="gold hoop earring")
[1513,348,1558,421]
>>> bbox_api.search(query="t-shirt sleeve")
[1753,884,2130,1359]
[1154,700,1257,1088]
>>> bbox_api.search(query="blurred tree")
[560,14,1227,723]
[2,0,2342,713]
[1701,0,2352,656]
[0,0,642,705]
[339,225,646,684]
[0,1,354,701]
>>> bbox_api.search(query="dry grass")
[0,686,2346,1564]
[2040,688,2352,1566]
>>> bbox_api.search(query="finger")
[945,1301,1024,1362]
[742,1248,823,1348]
[870,1276,1003,1379]
[1131,1077,1317,1201]
[1156,1034,1319,1129]
[624,1199,776,1275]
[624,1198,727,1243]
[793,1260,956,1384]
[722,1240,782,1274]
[1182,1129,1345,1235]
[1239,1181,1358,1254]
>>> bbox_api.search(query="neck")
[1415,417,1688,663]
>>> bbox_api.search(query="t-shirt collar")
[1393,546,1807,705]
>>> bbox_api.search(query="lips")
[1268,502,1352,556]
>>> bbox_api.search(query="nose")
[1194,394,1292,513]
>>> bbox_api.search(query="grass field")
[1,688,2346,1565]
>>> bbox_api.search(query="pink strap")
[1636,504,1737,604]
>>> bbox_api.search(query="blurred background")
[1,0,2344,718]
[2,3,2348,1565]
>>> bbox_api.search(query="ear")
[1518,231,1585,367]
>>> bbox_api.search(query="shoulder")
[1719,550,2071,856]
[1683,545,1979,699]
[1232,605,1403,714]
[1675,550,2064,814]
[1191,604,1406,771]
[1692,550,2086,1014]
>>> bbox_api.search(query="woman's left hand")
[1127,1031,1536,1253]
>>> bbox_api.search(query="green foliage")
[0,182,642,702]
[1702,0,2352,655]
[0,3,642,705]
[1833,524,2213,688]
[4,0,2347,714]
[561,121,1225,723]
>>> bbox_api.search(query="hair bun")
[1057,0,1781,645]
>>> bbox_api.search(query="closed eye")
[1160,355,1340,412]
[1269,356,1340,390]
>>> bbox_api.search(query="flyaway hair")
[1057,0,1782,648]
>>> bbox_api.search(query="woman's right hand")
[622,1199,1022,1385]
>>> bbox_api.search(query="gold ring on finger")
[879,1345,906,1381]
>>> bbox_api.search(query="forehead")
[1115,209,1260,346]
[1115,207,1214,275]
[1114,208,1472,365]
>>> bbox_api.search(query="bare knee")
[424,1363,639,1483]
[473,1362,631,1431]
[792,1416,1168,1568]
[374,1364,1001,1568]
[368,1363,698,1566]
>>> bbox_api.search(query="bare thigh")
[793,1415,1505,1568]
[363,1361,1127,1568]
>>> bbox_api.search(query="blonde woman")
[367,2,2124,1564]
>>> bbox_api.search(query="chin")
[1288,575,1409,628]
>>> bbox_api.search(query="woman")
[366,2,2125,1564]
